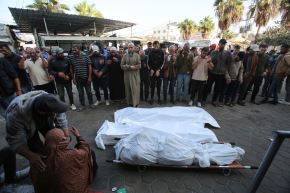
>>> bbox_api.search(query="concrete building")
[152,22,181,42]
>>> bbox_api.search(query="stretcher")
[106,160,258,176]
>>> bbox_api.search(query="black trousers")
[163,77,176,101]
[250,76,263,101]
[238,76,253,101]
[211,74,226,102]
[224,80,240,103]
[92,77,109,101]
[190,80,206,102]
[34,82,56,94]
[261,76,273,97]
[56,81,74,105]
[150,76,162,100]
[203,71,214,101]
[140,76,150,101]
[0,147,16,183]
[75,78,93,106]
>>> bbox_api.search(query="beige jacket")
[274,52,290,77]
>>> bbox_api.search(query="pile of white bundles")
[95,107,245,167]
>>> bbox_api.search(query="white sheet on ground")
[95,107,220,150]
[115,129,245,167]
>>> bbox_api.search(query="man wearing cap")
[203,39,232,107]
[48,48,76,110]
[90,45,110,106]
[5,90,69,172]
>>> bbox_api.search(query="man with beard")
[107,47,125,101]
[48,48,76,110]
[5,91,69,173]
[148,41,164,104]
[90,45,110,106]
[121,43,141,107]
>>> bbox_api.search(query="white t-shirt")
[24,58,49,86]
[191,56,210,81]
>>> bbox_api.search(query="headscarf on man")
[30,128,93,193]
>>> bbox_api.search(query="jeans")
[224,80,240,103]
[267,76,284,102]
[0,147,16,183]
[140,75,150,101]
[286,75,290,102]
[176,73,191,101]
[190,80,206,102]
[56,81,74,105]
[150,76,162,100]
[75,78,93,106]
[163,77,176,101]
[92,77,109,101]
[211,74,226,103]
[250,76,263,101]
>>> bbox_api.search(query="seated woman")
[30,127,97,193]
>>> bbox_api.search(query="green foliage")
[218,30,235,39]
[199,16,215,39]
[26,0,69,13]
[257,25,290,46]
[214,0,244,31]
[177,19,198,40]
[74,1,103,18]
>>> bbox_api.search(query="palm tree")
[198,16,215,39]
[248,0,281,40]
[74,1,103,18]
[177,19,198,40]
[280,0,290,28]
[214,0,244,36]
[26,0,69,13]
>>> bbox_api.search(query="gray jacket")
[211,50,232,75]
[226,60,244,82]
[5,90,68,151]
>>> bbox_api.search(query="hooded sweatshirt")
[5,90,68,151]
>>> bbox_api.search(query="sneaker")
[197,102,202,107]
[93,100,100,106]
[269,100,278,105]
[70,104,77,111]
[279,100,290,105]
[237,100,245,106]
[77,106,85,112]
[188,100,193,106]
[105,100,110,106]
[90,104,96,109]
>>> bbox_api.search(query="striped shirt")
[69,55,91,79]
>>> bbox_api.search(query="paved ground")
[1,91,290,193]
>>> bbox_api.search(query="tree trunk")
[255,25,261,42]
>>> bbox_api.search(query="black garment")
[238,76,253,101]
[203,71,213,102]
[92,76,109,101]
[250,76,263,102]
[190,80,206,102]
[75,78,93,106]
[0,147,16,183]
[140,55,150,101]
[34,82,56,94]
[211,74,226,103]
[150,76,162,101]
[148,49,164,71]
[163,77,175,102]
[224,80,240,103]
[5,53,31,90]
[56,82,74,105]
[107,54,125,100]
[0,58,18,97]
[48,57,72,84]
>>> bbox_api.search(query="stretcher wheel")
[137,165,147,173]
[222,168,231,176]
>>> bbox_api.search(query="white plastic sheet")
[95,107,220,150]
[115,129,245,167]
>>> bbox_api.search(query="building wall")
[151,23,181,41]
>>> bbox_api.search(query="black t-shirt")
[0,58,18,97]
[5,53,31,87]
[48,57,71,83]
[148,48,164,71]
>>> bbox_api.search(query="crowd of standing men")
[1,39,290,114]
